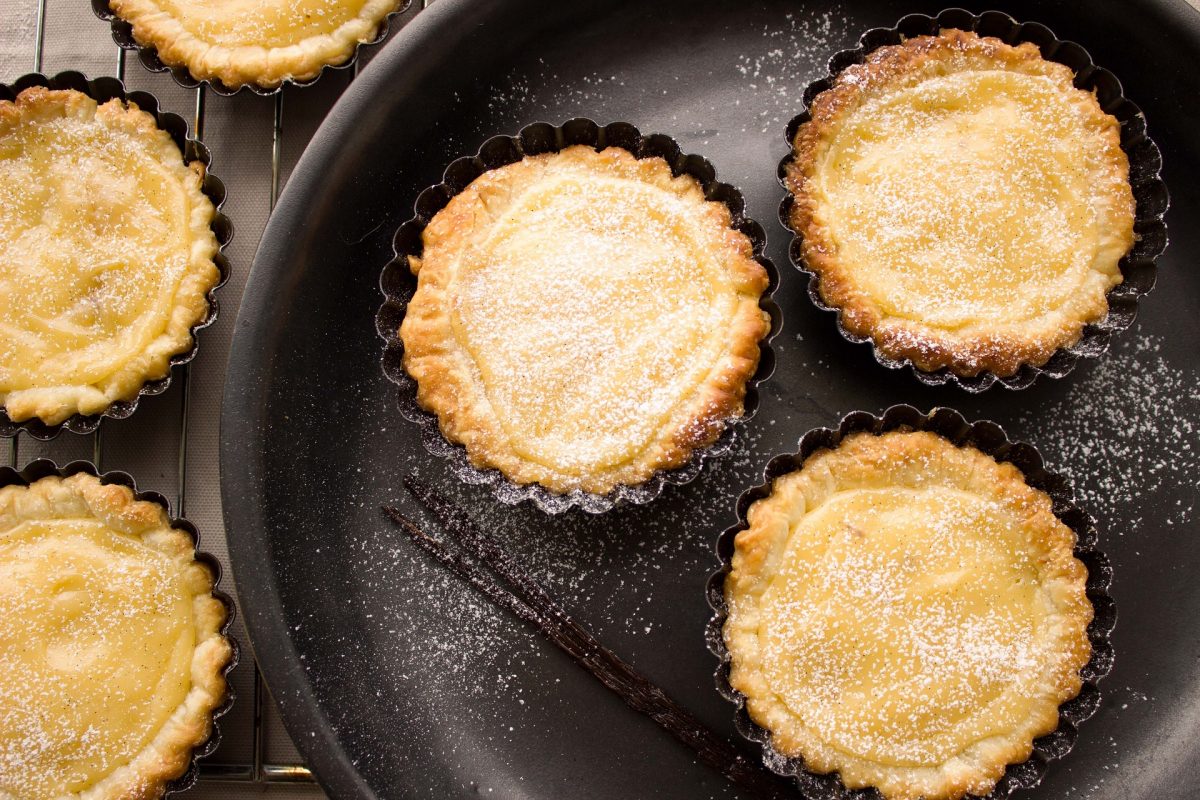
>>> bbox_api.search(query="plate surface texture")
[221,1,1200,798]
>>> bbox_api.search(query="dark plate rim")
[223,5,484,797]
[219,1,1200,799]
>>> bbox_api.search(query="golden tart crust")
[400,145,771,496]
[723,430,1092,800]
[107,0,404,90]
[0,473,232,800]
[0,88,219,427]
[786,30,1135,377]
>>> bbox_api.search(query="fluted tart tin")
[706,405,1116,799]
[0,458,240,798]
[91,0,413,96]
[0,71,232,441]
[778,8,1168,392]
[377,118,783,514]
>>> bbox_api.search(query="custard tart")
[399,144,771,496]
[786,29,1135,378]
[0,472,232,800]
[0,87,220,427]
[106,0,406,90]
[722,430,1093,800]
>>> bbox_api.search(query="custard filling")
[450,173,736,476]
[156,0,378,47]
[812,70,1123,331]
[0,90,218,426]
[0,520,194,800]
[758,486,1048,767]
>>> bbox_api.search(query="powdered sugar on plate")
[433,6,850,160]
[734,11,845,134]
[1012,330,1200,532]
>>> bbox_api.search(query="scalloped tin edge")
[0,71,233,441]
[705,404,1117,799]
[376,118,784,515]
[0,458,240,798]
[777,7,1169,393]
[91,0,413,97]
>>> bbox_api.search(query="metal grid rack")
[4,0,430,788]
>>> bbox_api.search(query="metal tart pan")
[0,71,232,441]
[777,8,1169,392]
[0,458,240,798]
[706,404,1116,799]
[377,118,783,514]
[91,0,414,97]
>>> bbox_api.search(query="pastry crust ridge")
[786,29,1135,377]
[0,473,232,800]
[400,145,771,495]
[723,430,1093,800]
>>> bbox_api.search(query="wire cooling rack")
[3,0,432,789]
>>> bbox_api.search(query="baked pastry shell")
[0,457,240,798]
[0,71,232,441]
[705,404,1117,799]
[377,119,782,514]
[778,8,1169,393]
[91,0,412,96]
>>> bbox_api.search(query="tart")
[722,430,1093,800]
[0,472,232,800]
[786,29,1136,378]
[399,144,771,496]
[105,0,406,90]
[0,87,220,427]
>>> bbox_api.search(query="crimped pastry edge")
[378,119,781,514]
[706,405,1116,800]
[787,29,1131,379]
[777,8,1168,393]
[97,0,408,94]
[400,145,769,496]
[0,72,232,440]
[0,460,239,800]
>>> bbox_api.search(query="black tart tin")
[0,458,240,797]
[778,8,1170,393]
[91,0,413,96]
[705,405,1117,799]
[376,118,783,515]
[0,71,232,441]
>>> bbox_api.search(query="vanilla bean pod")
[386,482,791,800]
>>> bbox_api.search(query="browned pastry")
[786,30,1134,377]
[400,145,771,495]
[0,88,219,425]
[107,0,405,89]
[723,430,1093,800]
[0,473,232,800]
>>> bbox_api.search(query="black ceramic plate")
[221,1,1200,799]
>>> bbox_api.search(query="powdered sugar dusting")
[745,438,1068,768]
[447,157,730,479]
[247,4,1193,796]
[1013,332,1200,530]
[734,11,845,135]
[0,91,216,422]
[431,6,850,165]
[814,68,1127,339]
[0,519,193,799]
[272,412,780,793]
